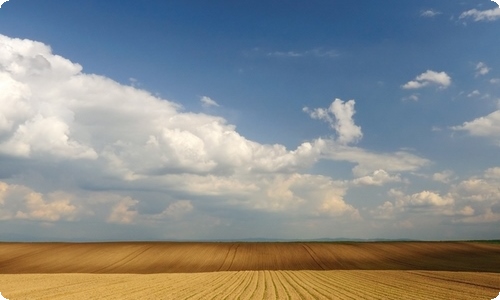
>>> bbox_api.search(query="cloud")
[475,62,490,77]
[304,99,363,145]
[402,94,419,102]
[352,169,401,186]
[0,34,436,238]
[432,170,456,184]
[0,182,79,221]
[452,110,500,145]
[402,70,451,89]
[107,197,138,224]
[0,34,322,180]
[153,200,193,219]
[420,10,441,18]
[371,189,454,219]
[0,34,369,230]
[490,78,500,85]
[460,7,500,22]
[467,90,480,98]
[200,96,219,108]
[372,167,500,224]
[267,48,339,58]
[0,0,9,8]
[320,142,430,177]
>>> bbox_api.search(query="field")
[0,242,499,299]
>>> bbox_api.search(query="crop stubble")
[0,242,499,299]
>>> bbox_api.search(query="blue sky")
[0,0,499,241]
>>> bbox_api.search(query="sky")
[0,0,499,241]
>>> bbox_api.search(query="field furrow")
[1,271,499,299]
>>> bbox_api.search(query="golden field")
[0,242,499,299]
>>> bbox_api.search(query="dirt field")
[0,242,499,299]
[0,241,499,273]
[1,271,498,299]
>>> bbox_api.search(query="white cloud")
[453,209,500,223]
[453,177,500,202]
[0,34,321,180]
[432,170,455,183]
[0,182,78,221]
[402,94,419,102]
[421,10,441,18]
[154,200,193,218]
[304,99,363,145]
[267,48,339,58]
[490,78,500,85]
[200,96,219,108]
[0,34,369,225]
[371,189,454,219]
[0,34,436,235]
[107,197,138,224]
[402,70,451,89]
[0,0,9,8]
[452,110,500,145]
[475,62,490,77]
[352,169,401,186]
[460,7,500,22]
[372,167,500,224]
[467,90,481,98]
[401,190,454,207]
[320,142,430,177]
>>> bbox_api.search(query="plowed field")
[0,242,499,299]
[0,242,499,273]
[1,271,498,299]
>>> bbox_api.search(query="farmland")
[0,242,499,299]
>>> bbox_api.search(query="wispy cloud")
[200,96,219,108]
[267,48,339,58]
[475,62,490,77]
[420,9,441,18]
[460,7,500,22]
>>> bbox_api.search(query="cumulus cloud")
[200,96,219,108]
[0,34,324,180]
[460,6,500,22]
[475,62,490,77]
[452,110,500,145]
[0,182,78,221]
[372,167,500,224]
[0,0,9,8]
[352,169,401,186]
[304,99,363,145]
[0,34,372,230]
[402,70,451,89]
[371,189,454,219]
[0,34,436,238]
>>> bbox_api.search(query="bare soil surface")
[1,270,498,299]
[0,241,499,273]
